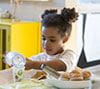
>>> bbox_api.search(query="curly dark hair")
[41,7,78,37]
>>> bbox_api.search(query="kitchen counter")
[0,66,100,89]
[85,65,100,89]
[0,69,56,89]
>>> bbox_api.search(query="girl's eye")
[50,39,56,42]
[42,37,46,41]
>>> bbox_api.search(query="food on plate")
[59,72,69,80]
[82,70,91,80]
[74,67,83,72]
[58,67,91,81]
[30,67,91,81]
[69,69,83,81]
[31,70,47,80]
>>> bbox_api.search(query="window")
[77,13,100,68]
[74,0,100,68]
[79,0,100,3]
[84,14,100,62]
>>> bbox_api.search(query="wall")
[0,0,65,21]
[64,0,78,53]
[0,0,78,54]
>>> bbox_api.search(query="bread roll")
[82,70,91,80]
[69,69,83,81]
[59,71,69,80]
[75,67,82,72]
[70,76,83,81]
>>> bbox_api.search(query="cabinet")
[0,22,11,70]
[23,0,49,1]
[0,21,42,70]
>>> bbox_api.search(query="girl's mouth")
[45,48,52,51]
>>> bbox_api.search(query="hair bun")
[41,9,57,19]
[61,7,78,24]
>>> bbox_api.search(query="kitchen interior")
[0,0,100,89]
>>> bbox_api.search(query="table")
[0,67,100,89]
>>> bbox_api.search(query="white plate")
[46,78,92,89]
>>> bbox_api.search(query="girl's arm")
[25,58,66,71]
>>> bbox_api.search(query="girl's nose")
[44,40,50,47]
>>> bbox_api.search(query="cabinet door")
[11,22,42,57]
[0,24,11,70]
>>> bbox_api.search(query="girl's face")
[42,27,67,55]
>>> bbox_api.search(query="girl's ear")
[63,35,68,43]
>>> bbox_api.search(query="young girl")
[25,7,79,72]
[0,7,79,84]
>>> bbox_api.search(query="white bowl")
[46,78,92,89]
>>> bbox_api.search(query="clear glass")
[5,52,26,67]
[12,66,25,82]
[5,52,26,82]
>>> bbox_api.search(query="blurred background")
[0,0,100,70]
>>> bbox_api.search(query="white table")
[85,65,100,89]
[0,65,100,89]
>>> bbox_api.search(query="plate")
[46,78,92,89]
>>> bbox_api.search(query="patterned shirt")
[29,49,78,72]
